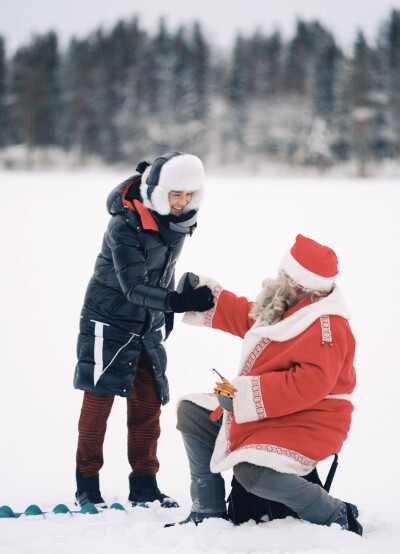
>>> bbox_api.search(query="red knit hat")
[280,234,338,292]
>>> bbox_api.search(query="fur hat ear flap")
[183,185,204,213]
[140,165,153,211]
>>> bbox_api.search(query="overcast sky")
[1,0,399,54]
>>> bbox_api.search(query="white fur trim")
[231,376,267,423]
[176,392,219,412]
[325,394,353,401]
[182,277,223,327]
[246,286,349,345]
[280,250,336,292]
[210,411,316,475]
[184,186,204,213]
[140,154,204,215]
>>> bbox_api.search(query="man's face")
[168,191,193,216]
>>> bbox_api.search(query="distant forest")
[1,10,400,173]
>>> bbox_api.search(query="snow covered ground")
[0,169,399,553]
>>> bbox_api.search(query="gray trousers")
[177,400,342,525]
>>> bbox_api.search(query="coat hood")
[106,174,141,215]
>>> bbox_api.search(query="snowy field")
[0,168,400,554]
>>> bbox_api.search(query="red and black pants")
[76,352,161,478]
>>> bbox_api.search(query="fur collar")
[247,286,351,343]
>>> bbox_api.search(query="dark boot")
[129,475,179,508]
[332,502,363,536]
[165,511,229,527]
[75,467,107,508]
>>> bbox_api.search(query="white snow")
[0,169,399,553]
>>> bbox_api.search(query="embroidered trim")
[240,337,271,376]
[225,412,234,456]
[204,285,224,328]
[251,376,267,419]
[237,443,316,468]
[320,315,332,343]
[224,404,315,467]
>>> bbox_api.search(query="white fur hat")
[140,152,204,215]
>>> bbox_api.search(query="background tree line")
[1,9,400,172]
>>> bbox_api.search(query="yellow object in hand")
[212,369,237,398]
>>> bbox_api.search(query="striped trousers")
[76,351,161,478]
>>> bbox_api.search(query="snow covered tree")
[2,9,400,169]
[88,30,125,163]
[0,36,6,147]
[312,35,339,120]
[9,32,59,154]
[190,23,209,122]
[63,36,102,160]
[227,35,250,157]
[186,22,210,156]
[350,31,379,174]
[388,9,400,154]
[145,19,173,113]
[111,18,151,161]
[171,26,192,126]
[285,20,315,95]
[247,31,283,97]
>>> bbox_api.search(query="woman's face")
[168,191,193,216]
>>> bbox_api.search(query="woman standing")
[73,151,214,508]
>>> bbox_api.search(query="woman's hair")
[250,270,327,326]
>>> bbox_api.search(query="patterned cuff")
[182,276,223,327]
[232,375,267,424]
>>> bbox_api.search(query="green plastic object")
[80,503,99,514]
[52,504,71,515]
[109,502,125,511]
[0,502,131,519]
[24,505,44,516]
[0,505,17,518]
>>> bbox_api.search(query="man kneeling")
[167,235,362,535]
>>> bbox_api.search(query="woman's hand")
[167,286,214,313]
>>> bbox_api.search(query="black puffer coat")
[73,174,187,403]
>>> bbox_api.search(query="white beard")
[250,276,299,326]
[250,270,325,327]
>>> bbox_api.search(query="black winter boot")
[129,475,179,508]
[332,502,363,536]
[75,468,107,509]
[165,511,229,527]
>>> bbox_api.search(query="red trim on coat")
[121,179,159,232]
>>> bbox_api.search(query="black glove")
[167,286,214,313]
[217,394,233,412]
[177,272,200,294]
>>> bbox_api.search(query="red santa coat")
[181,277,356,476]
